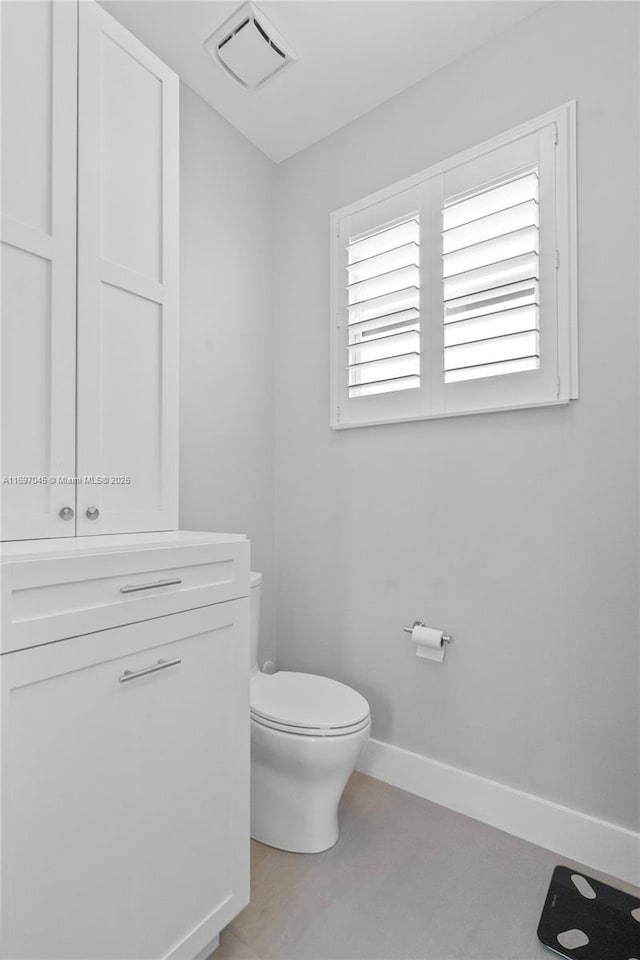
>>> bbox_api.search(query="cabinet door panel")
[99,286,163,513]
[0,0,77,540]
[3,643,136,959]
[1,247,52,497]
[100,33,163,281]
[77,2,179,536]
[1,0,53,233]
[1,601,250,960]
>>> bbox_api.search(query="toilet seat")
[251,712,371,737]
[250,671,370,738]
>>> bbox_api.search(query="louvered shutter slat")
[443,252,538,302]
[444,279,538,322]
[445,356,539,384]
[444,304,539,346]
[347,287,420,324]
[347,216,420,398]
[442,172,538,230]
[349,376,421,399]
[347,242,419,284]
[348,307,420,338]
[349,352,420,384]
[443,225,538,278]
[444,330,539,370]
[443,200,538,254]
[348,219,419,263]
[348,329,420,362]
[348,263,420,304]
[442,170,540,384]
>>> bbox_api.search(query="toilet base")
[251,817,339,855]
[250,718,370,854]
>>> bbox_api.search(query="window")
[330,103,577,428]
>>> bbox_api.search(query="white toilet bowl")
[249,573,371,853]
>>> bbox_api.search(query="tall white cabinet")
[1,0,179,541]
[1,4,251,959]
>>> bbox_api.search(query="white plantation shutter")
[347,217,420,398]
[442,169,540,384]
[333,185,432,426]
[331,103,576,428]
[430,122,566,416]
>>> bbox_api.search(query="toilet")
[249,572,371,854]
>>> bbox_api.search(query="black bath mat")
[537,865,640,959]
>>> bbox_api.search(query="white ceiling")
[101,1,543,163]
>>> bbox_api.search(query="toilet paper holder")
[403,620,452,644]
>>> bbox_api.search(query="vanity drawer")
[1,540,250,653]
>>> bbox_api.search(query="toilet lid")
[250,672,370,731]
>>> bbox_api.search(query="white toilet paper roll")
[412,624,446,662]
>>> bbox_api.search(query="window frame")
[330,101,577,429]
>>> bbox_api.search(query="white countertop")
[0,530,247,563]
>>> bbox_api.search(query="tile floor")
[212,772,639,960]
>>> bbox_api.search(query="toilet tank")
[250,571,262,673]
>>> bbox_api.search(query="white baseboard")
[357,738,640,887]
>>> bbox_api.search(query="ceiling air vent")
[204,2,296,91]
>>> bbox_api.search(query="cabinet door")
[0,0,78,540]
[76,2,179,537]
[0,601,250,960]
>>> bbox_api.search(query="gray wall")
[179,84,276,661]
[273,1,640,829]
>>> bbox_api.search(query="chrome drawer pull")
[120,578,183,595]
[119,657,182,683]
